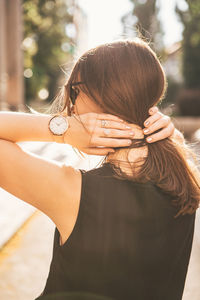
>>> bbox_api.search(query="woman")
[0,38,199,300]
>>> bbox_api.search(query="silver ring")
[101,119,107,128]
[103,128,110,137]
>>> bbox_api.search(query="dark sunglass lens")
[70,83,82,104]
[70,87,78,105]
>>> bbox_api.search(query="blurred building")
[73,1,88,56]
[163,42,183,83]
[0,0,88,111]
[0,0,24,111]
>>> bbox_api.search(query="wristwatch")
[48,114,70,143]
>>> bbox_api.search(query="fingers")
[143,106,174,143]
[148,106,159,115]
[85,113,132,135]
[98,128,135,139]
[98,119,132,130]
[145,123,175,143]
[144,111,163,127]
[87,115,135,145]
[90,136,132,148]
[143,115,171,135]
[78,113,135,150]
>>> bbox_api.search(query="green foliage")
[23,0,74,103]
[176,0,200,88]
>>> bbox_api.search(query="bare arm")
[0,111,133,229]
[0,109,186,236]
[0,111,133,151]
[0,111,81,228]
[0,111,54,143]
[0,139,81,224]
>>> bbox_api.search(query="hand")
[143,106,175,143]
[66,113,135,155]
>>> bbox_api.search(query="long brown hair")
[52,38,200,217]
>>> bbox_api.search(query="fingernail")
[126,125,131,129]
[144,129,149,134]
[147,137,152,142]
[145,121,150,126]
[129,131,134,136]
[128,140,132,145]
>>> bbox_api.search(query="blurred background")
[1,0,200,138]
[0,1,200,299]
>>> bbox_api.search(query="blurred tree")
[176,0,200,116]
[23,0,75,104]
[176,0,200,88]
[122,0,164,53]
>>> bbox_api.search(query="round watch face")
[49,115,69,135]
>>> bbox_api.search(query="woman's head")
[52,38,199,217]
[64,38,167,128]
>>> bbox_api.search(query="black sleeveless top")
[36,162,196,300]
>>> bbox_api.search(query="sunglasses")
[69,81,84,105]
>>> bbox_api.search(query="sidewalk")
[0,211,55,300]
[183,209,200,300]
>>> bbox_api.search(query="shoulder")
[61,164,82,197]
[52,165,82,231]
